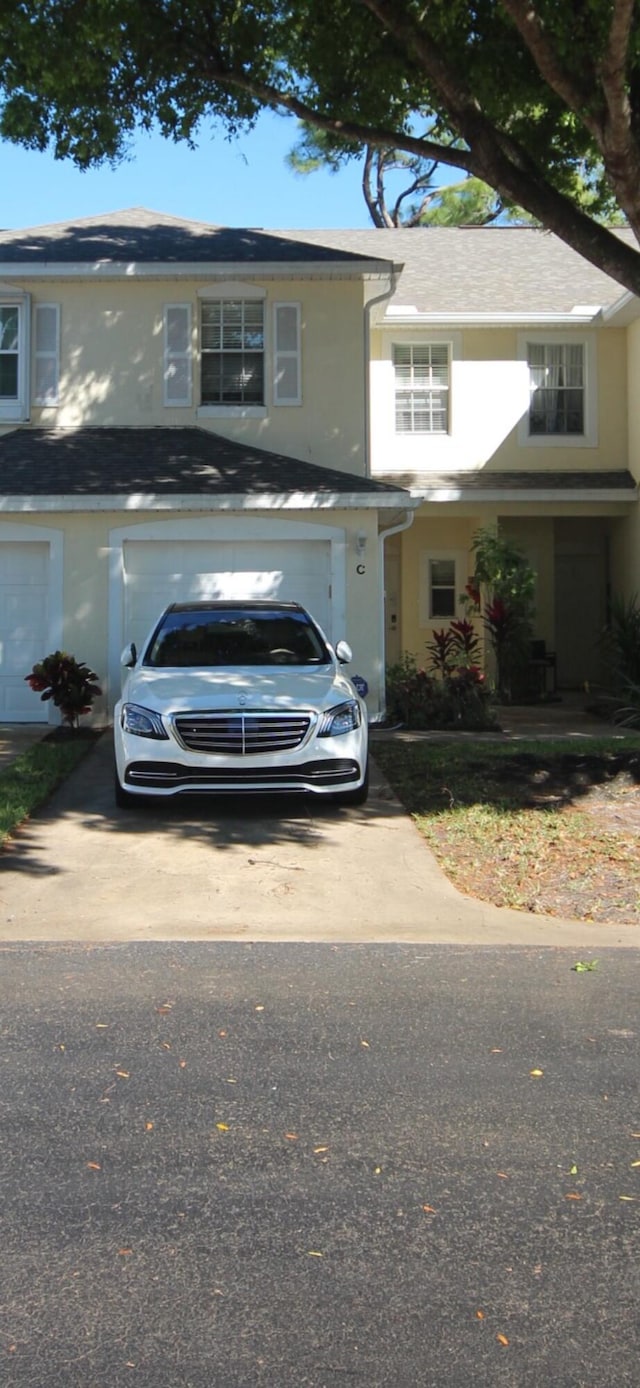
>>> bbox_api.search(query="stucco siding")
[12,278,366,473]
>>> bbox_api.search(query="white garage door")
[123,539,332,656]
[0,542,50,722]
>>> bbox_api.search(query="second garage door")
[123,539,332,656]
[0,541,50,722]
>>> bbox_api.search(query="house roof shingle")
[0,207,394,271]
[0,427,409,500]
[0,207,634,315]
[272,226,636,316]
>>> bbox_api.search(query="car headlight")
[120,703,169,740]
[318,699,362,738]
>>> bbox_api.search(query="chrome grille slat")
[173,711,313,755]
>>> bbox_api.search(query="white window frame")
[197,282,267,419]
[273,301,302,406]
[33,303,60,407]
[0,289,30,422]
[517,331,597,448]
[163,303,193,407]
[419,549,467,627]
[393,340,451,435]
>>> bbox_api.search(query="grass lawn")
[373,735,640,926]
[0,736,100,845]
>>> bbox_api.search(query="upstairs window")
[528,342,584,435]
[393,342,449,434]
[0,295,29,421]
[0,305,19,402]
[201,299,265,406]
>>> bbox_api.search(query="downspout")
[363,265,413,721]
[363,265,401,475]
[373,508,416,722]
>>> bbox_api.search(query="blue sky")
[1,110,373,231]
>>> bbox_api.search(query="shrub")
[25,652,102,728]
[464,526,536,701]
[385,646,496,730]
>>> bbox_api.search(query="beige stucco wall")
[614,317,640,598]
[370,324,628,476]
[8,507,384,722]
[12,277,367,473]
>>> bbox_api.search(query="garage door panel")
[0,543,50,722]
[124,540,332,653]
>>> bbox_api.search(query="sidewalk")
[370,694,637,745]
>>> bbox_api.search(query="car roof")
[165,601,307,614]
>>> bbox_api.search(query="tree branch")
[499,0,600,135]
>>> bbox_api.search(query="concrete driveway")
[2,730,639,948]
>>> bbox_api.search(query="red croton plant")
[25,652,102,728]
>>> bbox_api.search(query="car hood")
[122,665,358,713]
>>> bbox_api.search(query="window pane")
[393,342,449,434]
[0,307,18,353]
[431,589,456,618]
[431,559,455,586]
[0,356,18,398]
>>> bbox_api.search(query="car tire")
[335,761,369,807]
[114,769,136,809]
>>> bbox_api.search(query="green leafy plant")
[464,527,536,702]
[25,651,102,729]
[386,636,495,731]
[599,595,640,727]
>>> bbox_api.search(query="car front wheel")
[334,761,369,807]
[114,768,137,809]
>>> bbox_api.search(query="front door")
[555,543,607,688]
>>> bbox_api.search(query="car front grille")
[172,710,314,755]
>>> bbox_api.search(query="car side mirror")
[120,642,137,668]
[335,640,353,664]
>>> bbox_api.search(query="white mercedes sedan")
[114,600,369,807]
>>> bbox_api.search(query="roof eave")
[0,258,395,281]
[0,489,419,514]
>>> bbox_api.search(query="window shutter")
[164,304,192,406]
[34,303,60,406]
[273,302,301,405]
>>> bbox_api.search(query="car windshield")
[144,607,332,668]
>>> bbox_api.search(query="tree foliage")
[286,125,529,227]
[1,1,640,289]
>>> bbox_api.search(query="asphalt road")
[1,942,639,1388]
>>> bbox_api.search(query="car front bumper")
[114,715,368,797]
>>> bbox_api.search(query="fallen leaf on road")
[284,1133,298,1140]
[476,1310,485,1320]
[216,1123,229,1132]
[496,1334,509,1346]
[115,1070,130,1079]
[360,1040,370,1048]
[86,1162,101,1171]
[118,1248,133,1256]
[619,1195,636,1201]
[422,1205,437,1214]
[530,1069,544,1077]
[145,1122,154,1132]
[565,1192,582,1200]
[307,1251,323,1257]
